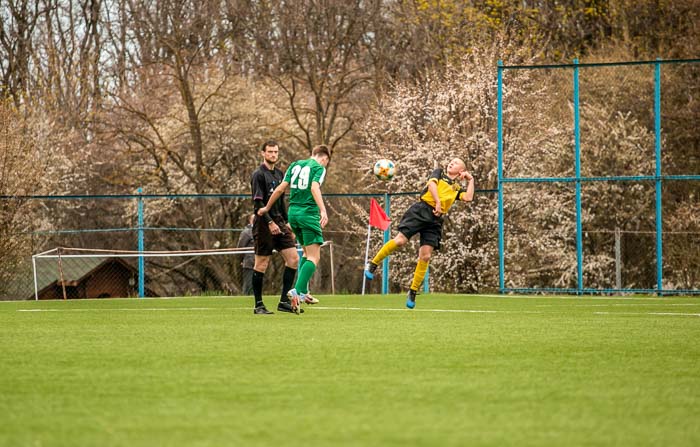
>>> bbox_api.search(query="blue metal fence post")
[137,188,145,298]
[573,59,584,295]
[382,193,391,295]
[497,60,505,293]
[654,58,664,295]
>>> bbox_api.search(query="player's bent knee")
[254,257,270,271]
[284,254,300,267]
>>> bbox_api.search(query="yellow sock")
[410,260,429,291]
[371,239,398,265]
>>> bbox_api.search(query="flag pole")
[362,223,371,295]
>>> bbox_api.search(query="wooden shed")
[35,258,156,300]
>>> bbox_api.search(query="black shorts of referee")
[397,201,444,250]
[252,215,297,256]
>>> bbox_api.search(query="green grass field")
[1,294,699,447]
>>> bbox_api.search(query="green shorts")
[288,211,324,247]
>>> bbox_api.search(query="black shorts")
[397,201,444,249]
[252,215,297,256]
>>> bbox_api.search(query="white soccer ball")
[373,159,396,181]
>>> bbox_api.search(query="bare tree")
[229,0,378,152]
[0,0,41,105]
[96,0,297,292]
[0,100,58,298]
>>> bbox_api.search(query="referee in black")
[250,140,300,314]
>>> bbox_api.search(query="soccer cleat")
[277,301,304,314]
[406,289,417,309]
[304,293,319,305]
[364,262,379,280]
[286,288,302,315]
[253,306,273,315]
[290,296,301,314]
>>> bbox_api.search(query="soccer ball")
[373,159,395,181]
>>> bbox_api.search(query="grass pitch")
[1,294,699,447]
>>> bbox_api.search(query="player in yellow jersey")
[364,158,474,308]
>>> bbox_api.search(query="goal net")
[31,244,335,300]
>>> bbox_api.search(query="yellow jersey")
[419,169,466,215]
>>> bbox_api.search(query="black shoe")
[254,306,273,315]
[277,301,304,314]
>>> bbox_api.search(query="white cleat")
[304,293,319,305]
[287,289,301,315]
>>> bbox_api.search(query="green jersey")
[284,158,327,214]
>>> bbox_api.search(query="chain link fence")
[5,193,501,300]
[2,58,699,299]
[498,58,700,294]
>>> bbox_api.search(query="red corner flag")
[369,198,391,231]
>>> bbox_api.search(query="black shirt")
[251,163,288,223]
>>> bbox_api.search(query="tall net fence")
[5,193,501,300]
[1,197,140,300]
[499,59,700,294]
[3,59,698,299]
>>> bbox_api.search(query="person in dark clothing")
[237,214,255,296]
[250,140,300,315]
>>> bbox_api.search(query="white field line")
[4,294,692,306]
[15,306,543,314]
[595,311,700,317]
[477,294,673,301]
[16,306,700,318]
[0,296,238,304]
[17,307,220,312]
[536,303,700,308]
[312,306,544,314]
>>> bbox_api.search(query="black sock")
[280,266,297,303]
[253,270,264,308]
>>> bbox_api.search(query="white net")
[31,244,335,300]
[32,247,253,300]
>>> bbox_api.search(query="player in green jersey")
[258,145,332,314]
